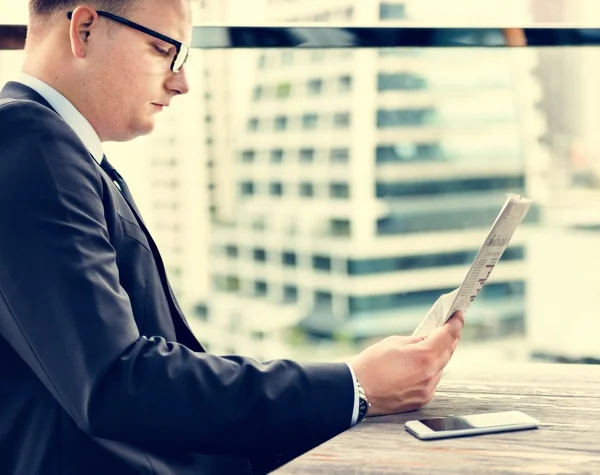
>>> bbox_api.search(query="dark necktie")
[100,156,134,203]
[99,154,197,346]
[100,155,144,222]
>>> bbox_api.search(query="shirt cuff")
[345,362,360,426]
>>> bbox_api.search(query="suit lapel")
[105,175,202,351]
[2,81,204,352]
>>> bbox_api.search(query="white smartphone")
[405,410,539,440]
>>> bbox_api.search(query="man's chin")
[129,119,156,141]
[107,122,155,143]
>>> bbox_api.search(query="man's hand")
[348,311,464,416]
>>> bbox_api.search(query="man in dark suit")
[0,1,464,474]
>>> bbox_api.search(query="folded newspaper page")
[412,194,533,338]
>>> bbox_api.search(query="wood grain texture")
[275,364,600,475]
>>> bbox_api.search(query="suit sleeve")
[0,101,354,457]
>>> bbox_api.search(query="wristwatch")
[355,378,371,423]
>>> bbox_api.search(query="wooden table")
[275,363,600,474]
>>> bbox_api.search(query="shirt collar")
[16,73,104,164]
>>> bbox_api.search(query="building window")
[253,86,263,101]
[270,149,284,163]
[251,331,266,342]
[379,2,406,20]
[378,73,427,91]
[349,287,453,314]
[253,248,267,262]
[377,108,435,128]
[274,115,288,131]
[241,149,255,162]
[214,275,240,292]
[299,148,315,163]
[270,182,284,196]
[225,245,238,258]
[349,281,524,314]
[283,285,298,303]
[240,181,255,196]
[255,281,268,297]
[338,75,352,92]
[315,291,333,307]
[330,183,350,199]
[330,148,349,163]
[193,303,209,322]
[376,143,442,163]
[313,255,332,272]
[347,247,525,275]
[333,112,351,129]
[247,117,259,132]
[376,175,525,198]
[307,78,323,96]
[282,251,297,267]
[482,281,525,298]
[330,219,351,237]
[299,182,314,197]
[302,113,319,130]
[276,82,292,98]
[375,206,536,235]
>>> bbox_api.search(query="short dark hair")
[29,0,134,17]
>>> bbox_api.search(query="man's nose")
[167,66,190,96]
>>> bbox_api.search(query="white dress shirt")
[14,73,361,426]
[16,73,104,164]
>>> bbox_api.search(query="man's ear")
[68,5,100,59]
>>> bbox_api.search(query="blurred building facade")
[5,0,599,364]
[527,0,600,362]
[208,0,548,360]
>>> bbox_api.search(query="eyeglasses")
[67,10,190,74]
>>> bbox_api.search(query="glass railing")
[2,10,600,367]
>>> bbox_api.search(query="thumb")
[419,311,464,349]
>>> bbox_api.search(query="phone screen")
[418,411,532,432]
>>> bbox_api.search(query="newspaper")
[412,194,533,338]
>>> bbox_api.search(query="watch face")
[358,398,369,421]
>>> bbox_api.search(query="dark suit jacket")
[0,82,353,475]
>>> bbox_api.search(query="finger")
[419,311,463,350]
[446,310,464,325]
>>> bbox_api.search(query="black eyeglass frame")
[66,10,189,73]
